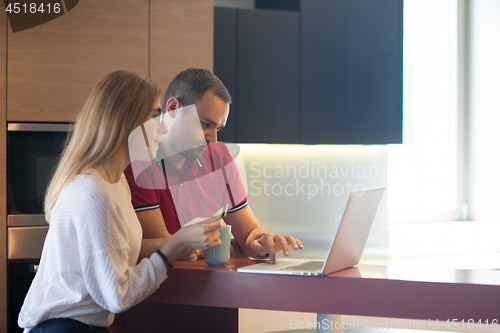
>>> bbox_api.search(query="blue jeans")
[29,318,109,333]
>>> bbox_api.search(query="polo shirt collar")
[153,149,207,185]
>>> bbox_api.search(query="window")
[388,0,461,223]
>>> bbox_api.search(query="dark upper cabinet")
[236,9,299,143]
[214,0,402,144]
[214,7,237,143]
[300,0,403,144]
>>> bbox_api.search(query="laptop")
[237,187,386,276]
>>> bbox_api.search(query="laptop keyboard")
[282,260,324,272]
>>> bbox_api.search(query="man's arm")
[139,238,168,260]
[137,208,200,261]
[137,208,171,239]
[223,205,303,263]
[136,209,171,260]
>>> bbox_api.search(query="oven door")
[7,123,72,214]
[7,214,47,332]
[8,214,48,260]
[7,123,71,332]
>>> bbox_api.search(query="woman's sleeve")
[75,186,168,313]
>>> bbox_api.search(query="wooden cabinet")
[0,8,6,333]
[214,0,403,144]
[150,0,213,94]
[7,0,214,123]
[7,0,149,122]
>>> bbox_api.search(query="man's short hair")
[163,68,232,109]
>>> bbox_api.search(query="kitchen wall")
[231,144,388,258]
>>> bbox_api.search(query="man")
[125,68,302,263]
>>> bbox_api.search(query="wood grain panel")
[150,0,213,93]
[0,7,7,333]
[7,0,149,122]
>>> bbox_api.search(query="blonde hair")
[44,70,161,222]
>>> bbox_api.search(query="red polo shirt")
[124,142,248,234]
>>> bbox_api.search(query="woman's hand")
[159,217,222,265]
[175,217,222,250]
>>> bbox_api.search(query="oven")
[7,123,72,332]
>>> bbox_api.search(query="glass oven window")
[8,127,70,214]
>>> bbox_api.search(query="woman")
[18,71,222,332]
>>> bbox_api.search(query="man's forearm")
[139,238,169,260]
[223,205,268,259]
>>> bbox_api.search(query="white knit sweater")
[18,169,168,331]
